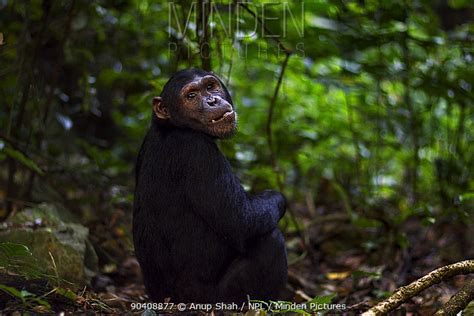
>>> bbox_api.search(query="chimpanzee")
[133,69,287,304]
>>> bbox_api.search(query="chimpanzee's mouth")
[211,110,234,124]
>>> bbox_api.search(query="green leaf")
[268,300,311,315]
[2,147,44,175]
[448,0,472,8]
[20,289,33,297]
[30,296,51,309]
[307,294,336,305]
[352,217,382,228]
[0,242,33,258]
[396,233,410,249]
[284,308,311,315]
[459,192,474,202]
[421,217,436,226]
[303,294,337,312]
[373,289,392,299]
[0,284,25,300]
[352,270,381,280]
[0,242,42,279]
[56,287,77,300]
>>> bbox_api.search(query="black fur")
[133,69,287,303]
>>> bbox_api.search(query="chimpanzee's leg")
[216,229,287,303]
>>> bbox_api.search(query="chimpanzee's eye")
[187,92,197,99]
[207,83,215,90]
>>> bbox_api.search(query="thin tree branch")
[24,0,76,199]
[6,0,52,216]
[435,279,474,316]
[266,52,290,183]
[237,1,309,254]
[362,260,474,316]
[225,2,238,85]
[197,0,212,71]
[401,4,419,204]
[265,53,309,251]
[344,92,362,187]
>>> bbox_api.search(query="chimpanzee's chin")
[214,123,237,139]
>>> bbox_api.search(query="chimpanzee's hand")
[275,192,287,219]
[261,190,287,219]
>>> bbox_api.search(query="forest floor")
[78,207,473,314]
[0,204,472,315]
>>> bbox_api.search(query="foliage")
[0,0,472,292]
[0,285,51,310]
[0,242,42,279]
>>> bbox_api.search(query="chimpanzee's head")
[152,69,237,138]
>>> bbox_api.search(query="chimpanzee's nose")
[207,96,216,106]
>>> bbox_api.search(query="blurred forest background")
[0,0,473,314]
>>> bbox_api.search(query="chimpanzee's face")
[179,75,237,137]
[153,72,237,138]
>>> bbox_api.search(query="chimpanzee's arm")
[178,133,285,252]
[249,190,286,220]
[134,131,150,183]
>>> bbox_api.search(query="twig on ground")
[434,278,474,316]
[362,260,474,316]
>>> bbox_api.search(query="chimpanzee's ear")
[153,97,170,120]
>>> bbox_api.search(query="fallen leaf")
[325,271,351,280]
